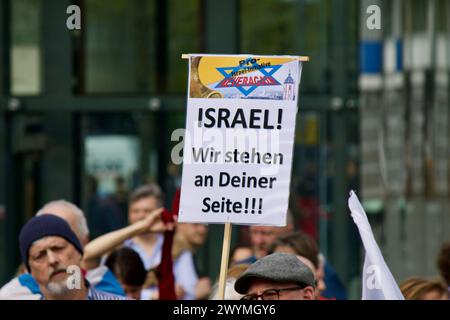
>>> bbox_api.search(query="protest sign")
[179,54,305,226]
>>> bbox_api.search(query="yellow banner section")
[197,56,295,85]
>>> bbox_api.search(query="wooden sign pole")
[217,222,232,300]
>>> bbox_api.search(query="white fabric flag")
[348,190,404,300]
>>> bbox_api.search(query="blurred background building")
[0,0,448,299]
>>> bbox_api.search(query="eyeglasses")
[240,286,305,300]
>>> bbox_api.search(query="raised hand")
[138,208,177,234]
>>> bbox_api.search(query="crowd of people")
[0,183,449,300]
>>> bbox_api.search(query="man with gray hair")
[235,252,316,300]
[17,214,124,300]
[0,200,125,299]
[36,200,90,246]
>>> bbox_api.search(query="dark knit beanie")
[19,214,84,271]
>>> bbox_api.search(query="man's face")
[249,226,282,258]
[178,223,208,247]
[28,236,82,296]
[245,279,315,300]
[128,197,161,225]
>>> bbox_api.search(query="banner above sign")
[189,55,300,100]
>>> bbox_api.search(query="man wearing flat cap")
[234,252,316,300]
[19,214,124,300]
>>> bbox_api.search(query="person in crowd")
[104,247,146,300]
[81,184,197,300]
[437,241,450,297]
[18,215,124,300]
[209,263,250,300]
[269,231,326,299]
[229,245,253,265]
[86,175,124,238]
[269,230,346,300]
[124,184,197,299]
[174,222,211,299]
[0,200,126,299]
[400,277,448,300]
[319,253,348,300]
[234,252,316,300]
[243,210,294,262]
[270,231,319,266]
[110,176,130,228]
[175,223,208,253]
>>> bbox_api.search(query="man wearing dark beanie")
[19,215,124,300]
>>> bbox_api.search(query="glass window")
[412,0,427,32]
[80,111,188,236]
[167,0,202,94]
[240,0,329,94]
[437,0,448,33]
[84,0,157,94]
[82,113,142,237]
[11,0,42,95]
[84,0,201,95]
[240,0,297,55]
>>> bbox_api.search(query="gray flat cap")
[234,252,316,294]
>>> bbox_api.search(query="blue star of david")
[216,61,282,96]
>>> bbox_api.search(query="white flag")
[348,190,404,300]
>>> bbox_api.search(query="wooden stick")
[181,54,310,61]
[217,222,232,300]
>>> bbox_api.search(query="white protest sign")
[179,54,302,226]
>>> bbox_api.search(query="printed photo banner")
[179,54,302,226]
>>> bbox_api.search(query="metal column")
[39,0,75,204]
[329,0,351,286]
